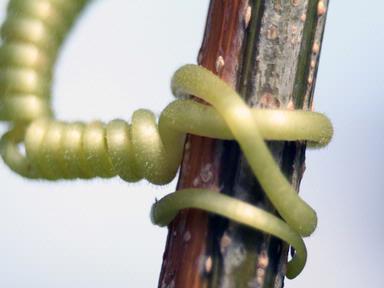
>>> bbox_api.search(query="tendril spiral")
[0,0,333,279]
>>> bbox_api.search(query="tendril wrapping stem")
[0,0,333,279]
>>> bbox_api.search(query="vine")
[0,0,333,279]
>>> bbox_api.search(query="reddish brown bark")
[158,1,249,287]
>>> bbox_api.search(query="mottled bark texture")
[158,1,329,287]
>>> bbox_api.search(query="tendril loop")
[0,0,333,279]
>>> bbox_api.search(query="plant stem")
[158,1,329,287]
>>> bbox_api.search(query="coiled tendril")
[0,0,333,279]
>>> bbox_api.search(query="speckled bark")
[158,1,329,288]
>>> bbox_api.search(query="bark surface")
[158,1,329,287]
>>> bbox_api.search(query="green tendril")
[0,0,333,279]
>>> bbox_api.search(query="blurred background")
[0,1,383,287]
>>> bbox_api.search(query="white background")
[0,1,383,287]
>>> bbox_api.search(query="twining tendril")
[0,0,333,279]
